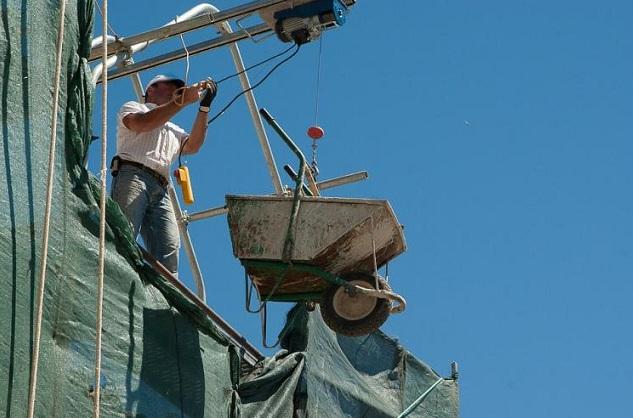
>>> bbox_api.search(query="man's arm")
[123,101,181,133]
[123,86,200,133]
[181,111,208,155]
[182,82,217,155]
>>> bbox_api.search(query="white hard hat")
[143,74,185,95]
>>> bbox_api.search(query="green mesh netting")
[0,1,458,417]
[253,305,459,418]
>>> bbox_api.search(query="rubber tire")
[320,273,390,337]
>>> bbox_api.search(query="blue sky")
[89,1,633,416]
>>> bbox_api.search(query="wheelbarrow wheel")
[320,273,390,337]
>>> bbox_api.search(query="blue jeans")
[111,165,179,275]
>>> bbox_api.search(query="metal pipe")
[92,6,223,88]
[129,70,145,101]
[186,205,229,223]
[91,36,119,85]
[219,21,284,195]
[96,23,271,83]
[259,108,309,192]
[140,248,263,365]
[283,164,312,195]
[91,35,145,100]
[123,3,225,59]
[88,0,290,61]
[167,185,206,301]
[451,361,459,380]
[259,108,320,196]
[91,54,119,85]
[317,171,368,191]
[91,34,116,49]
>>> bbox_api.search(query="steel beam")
[88,0,289,61]
[317,171,368,191]
[186,205,229,223]
[96,23,271,83]
[140,248,263,365]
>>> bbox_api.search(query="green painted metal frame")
[259,108,313,263]
[242,259,350,302]
[264,292,323,302]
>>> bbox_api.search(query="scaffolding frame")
[91,2,367,348]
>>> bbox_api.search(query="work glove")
[199,79,218,113]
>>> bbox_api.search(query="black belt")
[112,157,169,188]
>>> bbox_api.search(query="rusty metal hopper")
[226,195,406,297]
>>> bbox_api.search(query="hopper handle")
[259,108,313,197]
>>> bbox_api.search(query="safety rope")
[93,0,109,415]
[26,1,68,417]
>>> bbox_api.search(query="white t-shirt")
[116,101,189,178]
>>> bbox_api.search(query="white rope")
[94,0,108,414]
[175,15,191,86]
[27,0,68,416]
[171,17,192,108]
[180,34,190,86]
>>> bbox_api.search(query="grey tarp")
[0,1,458,417]
[242,305,459,418]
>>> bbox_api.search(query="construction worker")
[110,74,217,276]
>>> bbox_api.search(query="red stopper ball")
[307,125,325,140]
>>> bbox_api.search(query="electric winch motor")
[259,0,356,44]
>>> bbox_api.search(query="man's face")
[145,81,179,105]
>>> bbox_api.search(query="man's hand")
[173,85,200,107]
[199,80,218,113]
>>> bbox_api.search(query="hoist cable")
[313,36,323,126]
[311,37,325,175]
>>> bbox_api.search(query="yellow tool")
[174,165,194,205]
